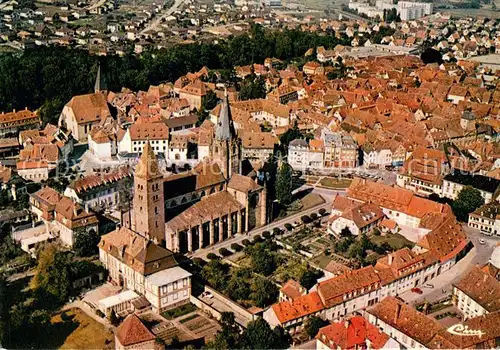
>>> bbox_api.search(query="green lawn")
[370,233,414,250]
[161,303,197,320]
[272,256,307,284]
[319,177,352,189]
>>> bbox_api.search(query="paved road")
[140,0,185,34]
[400,225,499,304]
[189,190,341,260]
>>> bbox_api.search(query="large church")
[118,94,267,254]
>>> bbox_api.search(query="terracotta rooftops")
[0,108,38,125]
[453,266,500,313]
[317,266,381,308]
[165,191,243,232]
[54,196,98,229]
[115,314,155,347]
[163,161,225,199]
[179,80,209,96]
[30,186,62,207]
[129,122,169,141]
[280,279,305,300]
[99,226,177,275]
[347,178,445,219]
[66,93,111,125]
[367,296,443,347]
[271,291,324,324]
[227,174,262,193]
[68,167,131,194]
[241,131,277,149]
[317,316,389,349]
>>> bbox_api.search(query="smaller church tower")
[133,142,165,244]
[94,63,107,94]
[213,93,241,180]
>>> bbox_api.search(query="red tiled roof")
[115,314,155,347]
[271,291,324,324]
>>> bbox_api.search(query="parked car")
[411,287,423,294]
[201,291,214,299]
[423,283,434,289]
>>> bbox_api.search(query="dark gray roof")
[215,96,236,141]
[289,139,308,147]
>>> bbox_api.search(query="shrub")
[284,223,293,231]
[219,248,232,256]
[253,235,263,243]
[95,309,105,318]
[310,213,318,221]
[319,208,327,216]
[231,243,243,252]
[262,231,271,239]
[192,257,206,267]
[242,239,251,246]
[207,253,219,260]
[273,227,282,235]
[301,215,312,224]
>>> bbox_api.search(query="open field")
[54,308,114,349]
[370,233,414,250]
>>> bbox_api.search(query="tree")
[300,268,324,290]
[305,316,328,338]
[247,244,276,276]
[452,186,485,221]
[30,245,71,305]
[109,309,119,326]
[206,312,240,350]
[226,275,250,301]
[340,227,352,237]
[202,259,230,290]
[251,277,278,307]
[73,229,100,257]
[241,318,290,349]
[238,76,266,100]
[230,243,243,252]
[276,162,293,206]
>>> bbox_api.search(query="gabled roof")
[453,266,500,313]
[135,141,162,181]
[271,291,324,324]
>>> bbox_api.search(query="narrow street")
[400,225,498,304]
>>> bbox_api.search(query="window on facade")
[173,293,178,300]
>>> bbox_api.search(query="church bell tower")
[133,142,165,244]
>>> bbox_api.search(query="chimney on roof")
[344,319,350,329]
[394,303,402,324]
[388,253,393,265]
[483,274,488,283]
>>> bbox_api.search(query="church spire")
[94,63,106,93]
[215,91,236,141]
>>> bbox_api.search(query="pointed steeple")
[135,142,162,180]
[215,91,236,141]
[94,63,106,93]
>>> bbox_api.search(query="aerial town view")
[0,0,499,347]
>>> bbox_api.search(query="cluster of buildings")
[348,0,433,21]
[264,177,472,332]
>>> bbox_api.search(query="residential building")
[178,80,209,110]
[263,291,325,332]
[452,265,500,319]
[63,167,132,212]
[367,296,500,349]
[323,132,357,168]
[328,202,385,236]
[118,122,170,156]
[279,279,307,302]
[468,202,500,237]
[241,131,277,163]
[442,172,500,204]
[17,144,60,182]
[0,108,40,137]
[316,316,395,350]
[30,186,98,247]
[267,85,298,105]
[288,139,310,170]
[396,147,448,197]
